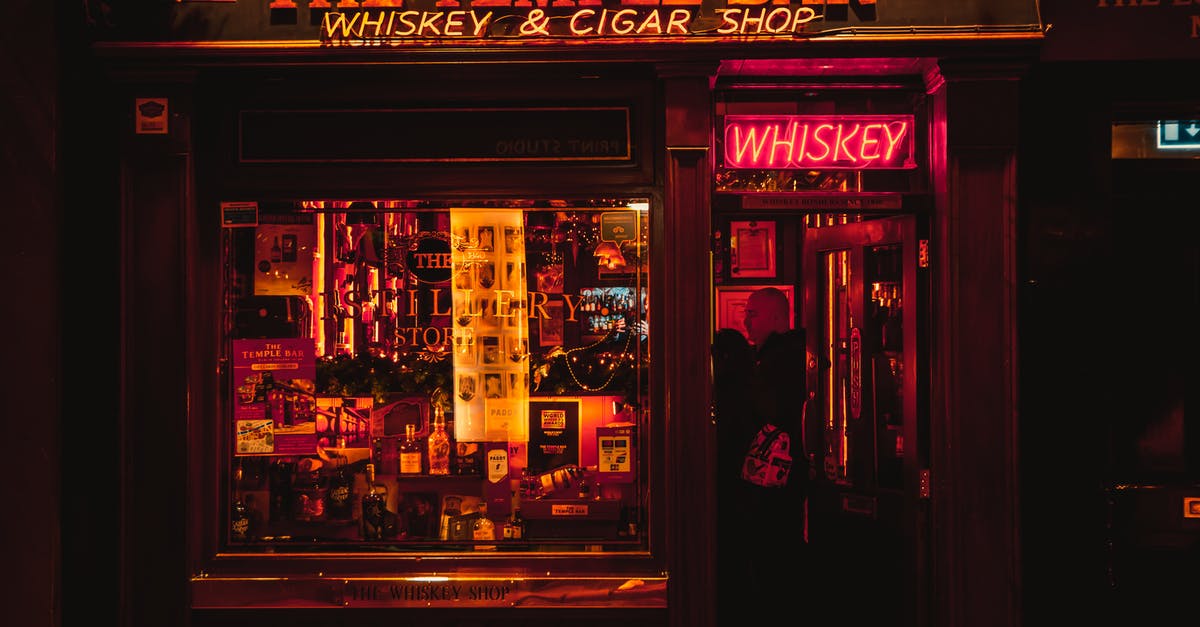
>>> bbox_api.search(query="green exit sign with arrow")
[1157,121,1200,149]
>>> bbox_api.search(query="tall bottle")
[270,236,282,263]
[398,423,423,475]
[472,503,495,541]
[361,463,386,540]
[231,465,251,542]
[427,406,450,476]
[325,462,355,521]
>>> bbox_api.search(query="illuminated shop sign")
[88,0,1043,45]
[267,0,845,43]
[722,115,916,170]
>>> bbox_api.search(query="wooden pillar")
[657,61,717,627]
[925,59,1025,627]
[119,79,195,627]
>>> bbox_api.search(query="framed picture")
[715,284,795,341]
[729,220,776,279]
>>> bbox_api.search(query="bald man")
[743,286,791,347]
[715,286,810,626]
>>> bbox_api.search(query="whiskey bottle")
[361,463,386,540]
[398,423,423,475]
[293,468,326,522]
[427,407,451,476]
[270,236,282,263]
[231,466,251,542]
[325,462,354,521]
[502,508,525,540]
[472,503,495,542]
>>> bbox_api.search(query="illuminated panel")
[1156,120,1200,150]
[723,115,916,170]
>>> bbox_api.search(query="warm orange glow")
[315,213,327,355]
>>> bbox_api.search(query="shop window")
[222,199,651,554]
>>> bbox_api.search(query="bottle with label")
[325,462,354,521]
[293,468,326,522]
[525,464,584,499]
[472,503,495,542]
[231,465,251,542]
[398,423,423,475]
[270,235,282,263]
[361,463,386,540]
[502,508,525,541]
[427,406,451,476]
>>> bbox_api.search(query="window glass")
[225,199,651,554]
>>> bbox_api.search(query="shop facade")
[55,1,1040,626]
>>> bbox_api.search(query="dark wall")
[1,2,59,627]
[1019,60,1200,626]
[59,3,122,627]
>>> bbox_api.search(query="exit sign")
[1157,121,1200,149]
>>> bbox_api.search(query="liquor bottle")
[270,236,282,263]
[293,468,326,522]
[502,508,525,540]
[427,407,451,476]
[361,463,386,540]
[231,466,251,542]
[472,503,495,541]
[398,423,423,475]
[268,458,294,524]
[325,462,355,521]
[524,464,585,499]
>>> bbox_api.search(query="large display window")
[221,198,651,556]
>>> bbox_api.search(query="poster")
[254,223,316,296]
[527,398,581,474]
[233,338,317,456]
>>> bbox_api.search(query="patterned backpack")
[741,423,792,488]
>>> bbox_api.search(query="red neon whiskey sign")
[723,115,916,170]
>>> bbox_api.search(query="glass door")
[803,214,925,626]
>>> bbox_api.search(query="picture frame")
[729,220,776,279]
[715,284,795,342]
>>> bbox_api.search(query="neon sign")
[265,0,837,43]
[722,115,916,170]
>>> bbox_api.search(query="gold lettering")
[562,294,582,322]
[494,290,516,318]
[430,289,452,316]
[528,291,551,320]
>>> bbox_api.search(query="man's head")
[743,287,791,347]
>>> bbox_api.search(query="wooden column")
[657,61,717,627]
[118,78,196,627]
[925,59,1025,627]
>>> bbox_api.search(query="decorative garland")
[316,349,451,406]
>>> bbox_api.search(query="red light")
[723,115,916,170]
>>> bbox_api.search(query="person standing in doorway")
[713,287,810,625]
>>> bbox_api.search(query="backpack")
[741,423,792,488]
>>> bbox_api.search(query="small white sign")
[135,98,168,135]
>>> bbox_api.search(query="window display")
[222,199,651,553]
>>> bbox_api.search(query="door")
[803,214,927,626]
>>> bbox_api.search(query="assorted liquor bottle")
[230,405,607,545]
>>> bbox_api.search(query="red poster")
[232,338,318,456]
